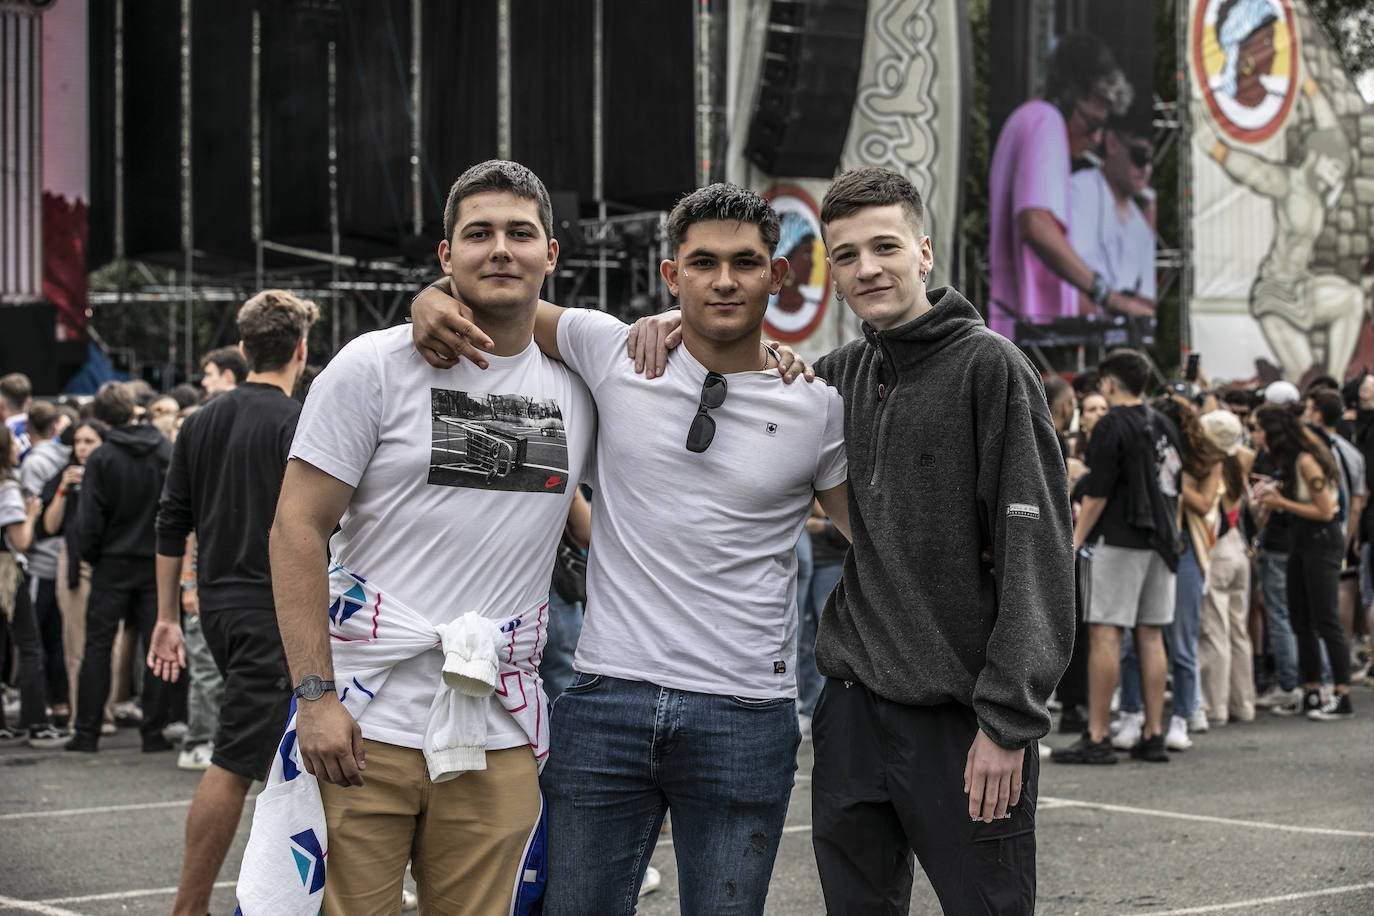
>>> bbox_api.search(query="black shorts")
[199,606,292,782]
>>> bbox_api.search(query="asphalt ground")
[2,689,1372,915]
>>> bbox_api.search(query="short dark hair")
[1097,348,1151,397]
[61,417,107,448]
[26,401,59,439]
[125,379,157,408]
[443,159,554,245]
[92,381,136,427]
[1306,375,1339,395]
[1043,376,1073,412]
[1072,369,1101,399]
[665,183,781,254]
[237,290,320,372]
[1222,388,1254,408]
[0,373,31,413]
[1309,389,1344,428]
[1044,31,1132,116]
[168,383,201,409]
[820,167,924,238]
[201,346,247,386]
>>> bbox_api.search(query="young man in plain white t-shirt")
[1067,118,1157,312]
[270,160,594,914]
[411,183,849,912]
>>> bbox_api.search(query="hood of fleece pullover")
[106,423,168,457]
[860,287,987,369]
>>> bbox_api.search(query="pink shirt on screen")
[988,99,1077,339]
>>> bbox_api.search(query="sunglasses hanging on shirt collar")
[686,372,728,453]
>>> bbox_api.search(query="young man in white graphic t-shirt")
[411,183,850,912]
[270,160,594,914]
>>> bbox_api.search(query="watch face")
[296,675,326,701]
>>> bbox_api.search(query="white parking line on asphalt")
[0,895,82,916]
[42,881,235,905]
[0,799,192,822]
[1040,796,1374,839]
[1117,881,1374,915]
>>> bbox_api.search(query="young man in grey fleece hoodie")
[808,168,1074,914]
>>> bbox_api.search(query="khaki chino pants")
[1198,528,1256,722]
[319,739,540,916]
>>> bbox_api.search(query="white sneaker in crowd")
[1111,711,1144,750]
[111,700,142,726]
[177,742,214,771]
[639,865,662,898]
[1187,707,1209,734]
[163,721,188,743]
[100,722,118,736]
[1164,715,1192,752]
[1255,685,1299,709]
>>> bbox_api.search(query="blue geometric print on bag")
[290,829,327,894]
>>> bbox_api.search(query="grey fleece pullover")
[814,288,1074,750]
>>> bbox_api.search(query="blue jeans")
[1258,549,1300,690]
[543,674,800,914]
[540,590,583,700]
[797,562,843,717]
[1120,540,1202,718]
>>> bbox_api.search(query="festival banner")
[726,0,969,362]
[1187,0,1374,383]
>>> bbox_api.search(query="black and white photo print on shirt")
[428,388,570,493]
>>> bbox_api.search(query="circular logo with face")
[1192,0,1299,142]
[762,185,831,343]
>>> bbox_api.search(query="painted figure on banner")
[1192,0,1372,383]
[763,186,831,345]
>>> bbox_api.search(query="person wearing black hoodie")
[66,381,176,753]
[810,169,1074,913]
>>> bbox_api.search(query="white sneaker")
[177,742,214,771]
[163,721,188,743]
[638,865,662,898]
[1187,707,1209,734]
[1165,715,1192,752]
[1112,711,1144,750]
[1255,685,1299,709]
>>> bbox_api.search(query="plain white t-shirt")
[557,308,847,698]
[290,325,594,750]
[1068,168,1156,300]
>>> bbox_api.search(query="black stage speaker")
[0,305,58,393]
[744,0,869,178]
